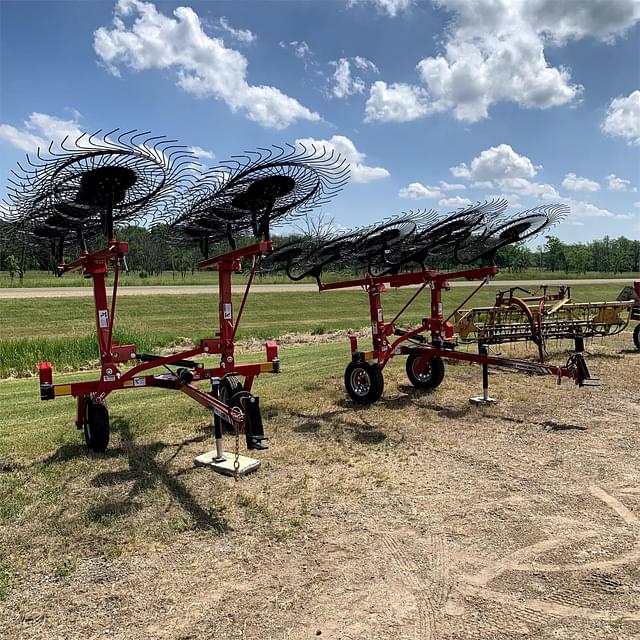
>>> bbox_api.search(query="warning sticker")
[98,309,109,328]
[223,303,232,320]
[134,377,146,387]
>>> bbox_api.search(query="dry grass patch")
[0,332,639,639]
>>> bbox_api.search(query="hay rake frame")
[37,239,278,454]
[9,134,351,466]
[452,285,636,361]
[319,266,593,405]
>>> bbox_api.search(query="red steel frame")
[38,240,279,430]
[319,265,589,385]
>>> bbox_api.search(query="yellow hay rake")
[453,285,635,361]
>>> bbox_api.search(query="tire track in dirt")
[459,484,640,623]
[381,532,450,640]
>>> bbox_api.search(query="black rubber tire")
[633,323,640,351]
[405,354,445,390]
[219,375,243,406]
[344,361,384,404]
[84,399,110,453]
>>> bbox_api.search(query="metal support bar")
[470,343,497,405]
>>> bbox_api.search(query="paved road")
[0,279,632,299]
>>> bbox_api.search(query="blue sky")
[1,0,639,242]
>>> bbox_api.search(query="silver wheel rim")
[412,358,433,382]
[350,368,372,397]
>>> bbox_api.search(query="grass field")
[1,268,639,288]
[0,283,630,377]
[0,333,639,639]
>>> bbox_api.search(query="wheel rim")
[412,357,433,382]
[350,367,372,396]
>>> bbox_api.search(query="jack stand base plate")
[469,396,497,406]
[194,451,261,476]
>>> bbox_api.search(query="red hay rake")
[37,238,276,456]
[265,201,595,405]
[321,266,593,405]
[2,133,349,475]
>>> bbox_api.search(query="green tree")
[544,236,566,272]
[5,255,18,283]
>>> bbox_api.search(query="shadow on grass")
[541,420,587,432]
[87,416,227,532]
[0,460,24,473]
[499,414,587,432]
[38,416,226,533]
[288,405,399,447]
[588,352,626,360]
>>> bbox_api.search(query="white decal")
[377,308,383,322]
[223,303,232,320]
[134,377,146,387]
[98,309,109,328]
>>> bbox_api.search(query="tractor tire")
[633,324,640,351]
[405,354,445,390]
[344,361,384,404]
[84,399,110,453]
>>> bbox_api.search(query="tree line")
[0,221,639,282]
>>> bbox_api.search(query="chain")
[232,406,242,482]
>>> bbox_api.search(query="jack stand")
[470,344,497,406]
[194,378,261,476]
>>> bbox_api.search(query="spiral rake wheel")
[267,199,566,282]
[1,129,196,261]
[172,143,350,251]
[348,210,437,276]
[454,203,568,264]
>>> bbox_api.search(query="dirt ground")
[1,332,640,639]
[0,278,633,298]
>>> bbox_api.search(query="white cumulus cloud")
[330,57,377,99]
[0,112,84,153]
[348,0,415,17]
[499,177,559,200]
[295,135,390,183]
[525,0,640,44]
[399,182,443,199]
[365,81,433,122]
[218,17,256,44]
[470,180,494,189]
[94,0,320,129]
[607,174,637,192]
[189,145,215,160]
[561,173,600,192]
[364,1,639,124]
[439,180,466,191]
[562,197,614,218]
[439,195,473,209]
[602,90,640,145]
[450,144,538,181]
[281,40,312,59]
